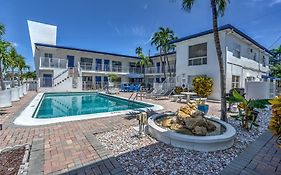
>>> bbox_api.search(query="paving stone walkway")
[0,92,134,175]
[220,131,281,175]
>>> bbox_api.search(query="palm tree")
[137,53,153,86]
[0,23,5,38]
[182,0,229,122]
[152,27,177,78]
[0,40,10,90]
[151,31,166,78]
[16,55,29,86]
[135,47,143,57]
[6,47,18,88]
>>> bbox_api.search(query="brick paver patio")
[220,131,281,175]
[2,91,279,175]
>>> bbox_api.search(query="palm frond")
[182,0,195,11]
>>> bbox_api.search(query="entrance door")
[67,55,75,68]
[43,74,53,87]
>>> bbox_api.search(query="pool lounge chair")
[145,89,164,99]
[129,84,135,92]
[153,89,174,100]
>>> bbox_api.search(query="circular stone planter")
[0,89,12,108]
[19,86,23,98]
[11,87,20,102]
[148,113,236,152]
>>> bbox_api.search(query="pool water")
[34,92,153,119]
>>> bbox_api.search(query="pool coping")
[13,92,163,126]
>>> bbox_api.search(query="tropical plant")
[0,40,10,90]
[181,0,229,121]
[192,76,213,98]
[22,71,36,80]
[16,55,29,86]
[151,27,177,78]
[108,73,121,83]
[270,45,281,64]
[6,47,18,88]
[137,53,153,87]
[135,47,143,57]
[230,90,269,131]
[0,23,5,38]
[268,96,281,148]
[270,63,281,78]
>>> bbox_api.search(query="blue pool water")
[34,92,153,119]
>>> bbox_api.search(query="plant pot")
[19,86,23,98]
[0,89,12,108]
[23,83,27,95]
[11,87,20,102]
[198,104,209,114]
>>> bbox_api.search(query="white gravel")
[96,108,271,175]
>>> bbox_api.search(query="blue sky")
[1,0,281,70]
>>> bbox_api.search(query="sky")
[0,0,281,70]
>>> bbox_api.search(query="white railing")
[40,57,68,69]
[79,62,142,74]
[145,65,176,74]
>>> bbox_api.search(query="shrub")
[269,96,281,147]
[174,86,188,94]
[108,74,121,83]
[192,76,213,98]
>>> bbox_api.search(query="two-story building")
[171,24,271,100]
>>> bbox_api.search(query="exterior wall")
[175,30,270,100]
[175,32,226,100]
[225,32,270,92]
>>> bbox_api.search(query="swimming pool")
[14,92,162,126]
[34,92,153,119]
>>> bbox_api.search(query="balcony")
[40,57,68,69]
[79,62,143,74]
[145,65,176,74]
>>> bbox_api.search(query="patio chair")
[135,84,140,92]
[145,89,164,99]
[153,89,175,100]
[129,84,135,92]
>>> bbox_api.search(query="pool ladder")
[128,92,138,101]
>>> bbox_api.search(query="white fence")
[245,79,276,99]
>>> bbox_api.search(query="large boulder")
[192,126,208,136]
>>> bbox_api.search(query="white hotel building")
[29,21,271,100]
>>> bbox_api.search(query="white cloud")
[270,0,281,6]
[131,26,145,37]
[143,4,148,10]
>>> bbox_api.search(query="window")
[112,61,122,72]
[233,43,241,58]
[232,75,240,88]
[44,53,53,58]
[188,43,207,66]
[80,57,93,70]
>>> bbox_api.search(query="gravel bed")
[0,146,26,175]
[96,108,271,175]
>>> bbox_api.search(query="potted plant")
[192,76,213,114]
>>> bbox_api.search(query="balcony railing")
[79,62,142,74]
[40,57,68,69]
[145,65,176,74]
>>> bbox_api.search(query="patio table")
[171,94,185,103]
[180,92,197,103]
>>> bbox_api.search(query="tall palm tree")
[182,0,229,122]
[6,47,18,88]
[0,40,10,90]
[138,53,153,86]
[151,31,166,78]
[152,27,177,78]
[16,55,29,86]
[0,23,5,38]
[135,47,143,57]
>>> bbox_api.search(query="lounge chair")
[153,89,174,100]
[135,84,140,92]
[145,89,164,99]
[129,84,135,92]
